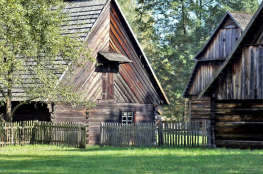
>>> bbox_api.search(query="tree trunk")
[6,98,12,122]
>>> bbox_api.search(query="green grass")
[1,145,263,174]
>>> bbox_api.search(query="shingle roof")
[8,0,109,101]
[229,12,254,31]
[62,0,108,41]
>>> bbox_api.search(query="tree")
[0,0,91,122]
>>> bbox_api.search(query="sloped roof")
[62,0,108,41]
[8,0,169,104]
[229,12,254,31]
[183,11,252,97]
[198,3,263,98]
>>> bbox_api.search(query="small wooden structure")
[183,12,253,121]
[199,2,263,148]
[2,0,169,145]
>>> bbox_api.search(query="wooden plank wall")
[188,18,242,96]
[199,27,241,60]
[88,103,154,145]
[214,100,263,149]
[189,61,224,95]
[189,96,210,120]
[61,2,111,102]
[216,46,263,100]
[109,2,162,105]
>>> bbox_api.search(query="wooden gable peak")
[198,2,263,98]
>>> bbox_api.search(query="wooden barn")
[4,0,169,145]
[183,12,253,121]
[199,2,263,149]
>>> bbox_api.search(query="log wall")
[214,100,263,149]
[189,96,210,120]
[87,103,154,145]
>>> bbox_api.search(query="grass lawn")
[0,145,263,174]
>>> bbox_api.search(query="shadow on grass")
[1,146,263,174]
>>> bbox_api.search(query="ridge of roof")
[198,2,263,98]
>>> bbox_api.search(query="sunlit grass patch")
[0,145,263,174]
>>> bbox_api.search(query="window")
[121,111,134,124]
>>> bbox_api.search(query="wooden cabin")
[183,12,253,121]
[199,2,263,149]
[5,0,169,145]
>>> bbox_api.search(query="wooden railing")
[157,120,211,147]
[100,123,156,147]
[0,121,86,148]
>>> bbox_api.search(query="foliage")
[0,0,92,121]
[1,145,263,173]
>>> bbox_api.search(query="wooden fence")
[100,123,156,147]
[0,121,86,148]
[158,120,211,147]
[100,120,211,148]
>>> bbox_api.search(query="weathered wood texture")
[109,2,162,104]
[214,100,263,149]
[157,120,211,147]
[198,27,241,60]
[216,46,263,100]
[62,2,111,103]
[87,103,154,145]
[100,122,156,147]
[189,96,211,120]
[0,121,86,148]
[52,104,87,123]
[61,1,163,105]
[189,61,224,95]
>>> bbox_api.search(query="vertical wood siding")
[189,61,224,95]
[199,28,241,60]
[216,46,263,100]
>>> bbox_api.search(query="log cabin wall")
[87,103,154,145]
[214,100,263,149]
[189,96,210,120]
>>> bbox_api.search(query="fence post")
[207,120,212,147]
[80,125,86,148]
